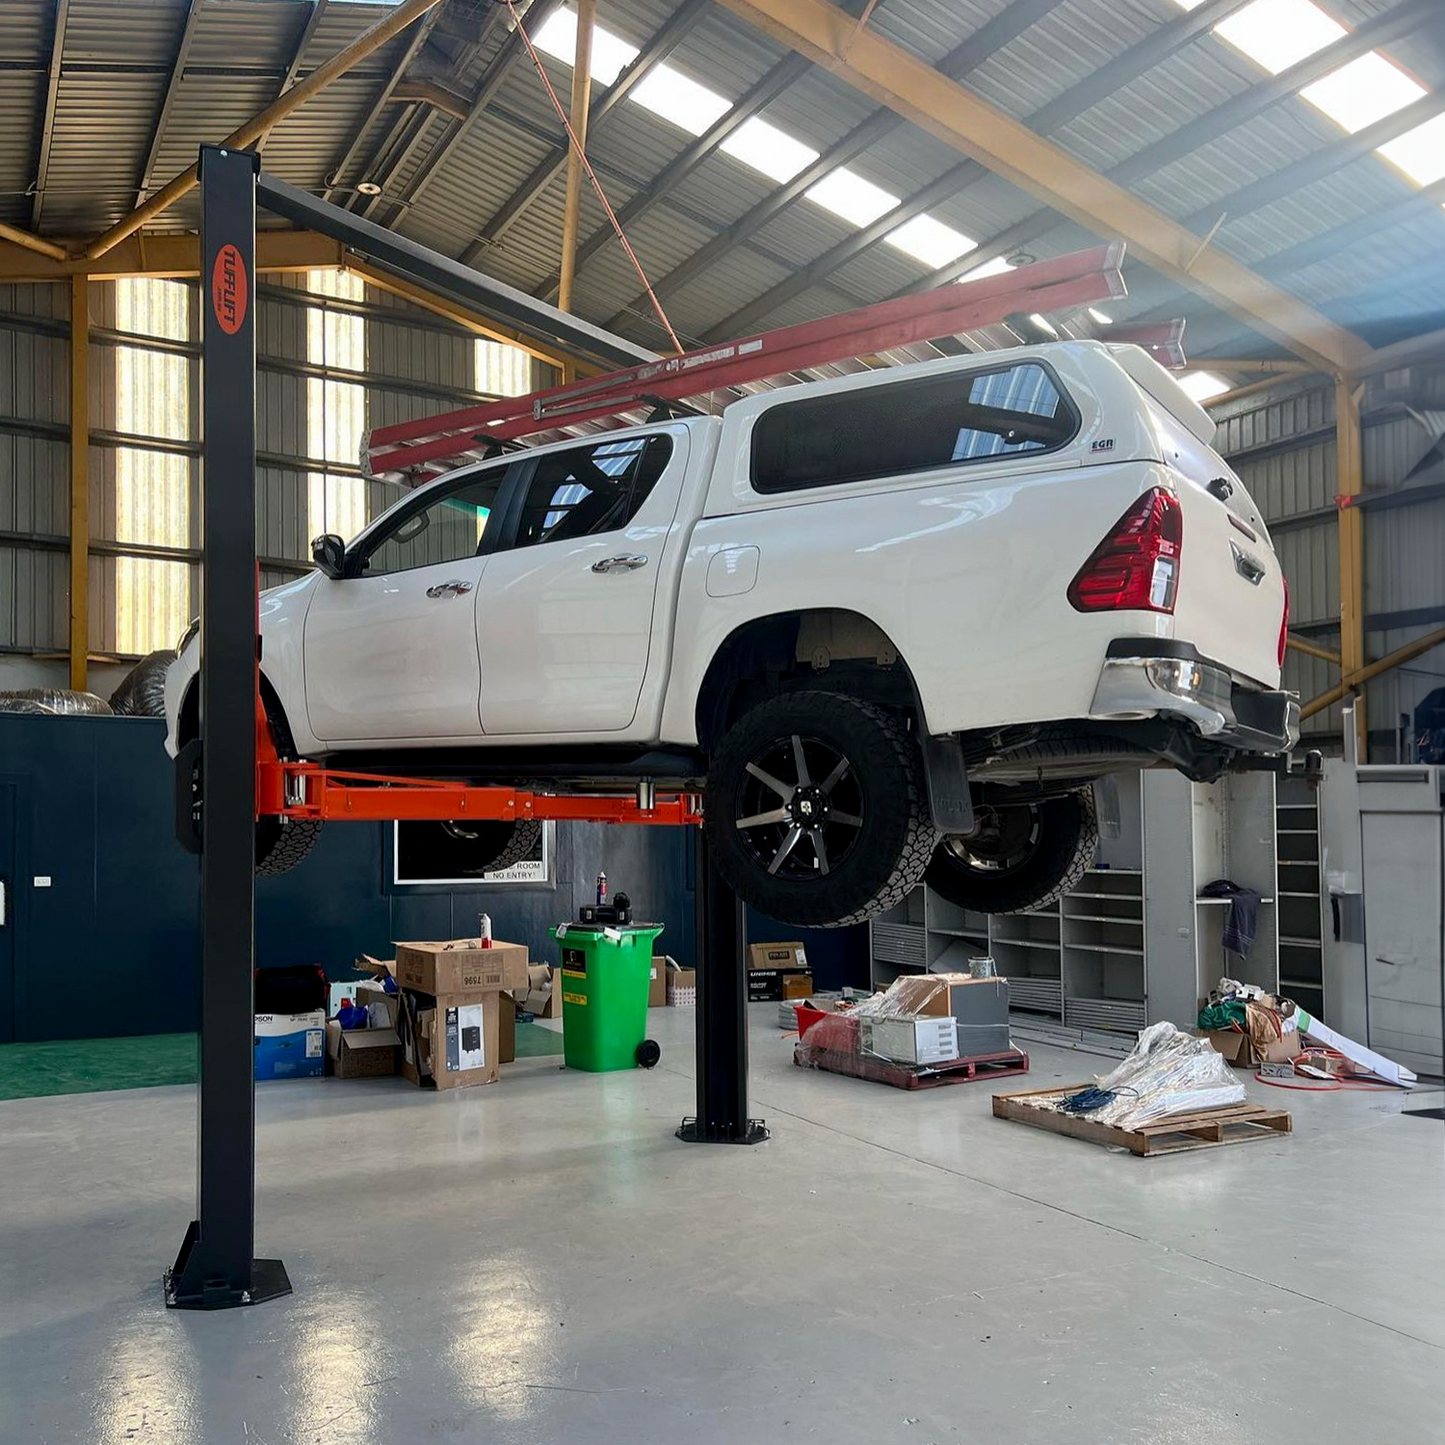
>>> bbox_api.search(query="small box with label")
[255,1010,326,1080]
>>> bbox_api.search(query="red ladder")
[364,244,1128,482]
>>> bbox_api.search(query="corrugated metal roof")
[1,0,1443,366]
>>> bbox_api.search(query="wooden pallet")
[992,1084,1292,1156]
[796,1046,1029,1091]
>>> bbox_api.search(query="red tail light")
[1278,576,1290,668]
[1068,487,1183,614]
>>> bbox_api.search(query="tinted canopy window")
[751,361,1075,493]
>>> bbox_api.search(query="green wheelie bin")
[549,922,664,1072]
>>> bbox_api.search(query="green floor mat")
[514,1022,566,1058]
[0,1032,199,1101]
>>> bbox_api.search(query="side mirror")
[311,533,347,579]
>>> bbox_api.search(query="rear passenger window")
[511,434,673,550]
[750,361,1077,493]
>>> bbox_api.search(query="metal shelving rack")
[869,769,1281,1044]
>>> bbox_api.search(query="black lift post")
[165,145,290,1310]
[677,830,768,1145]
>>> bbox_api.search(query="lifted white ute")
[166,341,1297,926]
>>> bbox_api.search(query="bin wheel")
[635,1039,661,1069]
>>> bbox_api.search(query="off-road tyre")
[704,690,939,928]
[925,787,1098,915]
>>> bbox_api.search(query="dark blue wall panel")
[0,715,698,1043]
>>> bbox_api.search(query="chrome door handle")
[425,579,473,598]
[0,878,7,927]
[591,554,649,573]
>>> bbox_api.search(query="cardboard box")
[354,978,400,1030]
[499,992,516,1066]
[1201,1026,1302,1068]
[255,1010,325,1080]
[399,991,502,1090]
[649,956,670,1008]
[326,1020,400,1079]
[864,1016,959,1065]
[749,942,808,972]
[394,939,529,996]
[747,967,814,1001]
[666,962,697,1007]
[523,963,562,1019]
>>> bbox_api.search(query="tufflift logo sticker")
[211,243,247,335]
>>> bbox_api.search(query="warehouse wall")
[0,271,545,693]
[1215,364,1445,759]
[0,714,696,1044]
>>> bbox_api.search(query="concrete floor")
[1,1007,1441,1445]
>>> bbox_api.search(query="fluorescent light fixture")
[1301,53,1425,132]
[633,64,732,135]
[1179,370,1232,403]
[720,117,819,182]
[533,6,639,86]
[886,214,977,268]
[1028,312,1059,338]
[1378,112,1445,186]
[1088,307,1112,324]
[1214,0,1343,76]
[806,167,899,226]
[956,255,1014,282]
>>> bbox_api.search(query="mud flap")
[921,733,974,836]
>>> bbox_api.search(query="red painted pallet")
[795,1045,1030,1091]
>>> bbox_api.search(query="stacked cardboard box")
[747,942,813,1001]
[392,939,530,1090]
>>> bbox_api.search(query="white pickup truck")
[166,340,1296,926]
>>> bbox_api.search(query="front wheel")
[925,789,1098,915]
[704,691,938,928]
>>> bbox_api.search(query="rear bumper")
[1089,644,1299,754]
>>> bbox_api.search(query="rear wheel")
[704,690,938,928]
[925,789,1098,915]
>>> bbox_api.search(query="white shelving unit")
[868,768,1280,1043]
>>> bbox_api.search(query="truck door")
[477,429,690,736]
[303,462,511,742]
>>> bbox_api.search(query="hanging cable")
[500,0,684,354]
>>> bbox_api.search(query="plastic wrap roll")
[109,649,177,718]
[0,688,113,716]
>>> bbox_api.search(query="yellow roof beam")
[714,0,1369,376]
[0,230,344,280]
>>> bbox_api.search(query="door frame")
[0,773,33,1045]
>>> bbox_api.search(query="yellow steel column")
[68,273,89,691]
[1335,373,1366,757]
[556,0,596,314]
